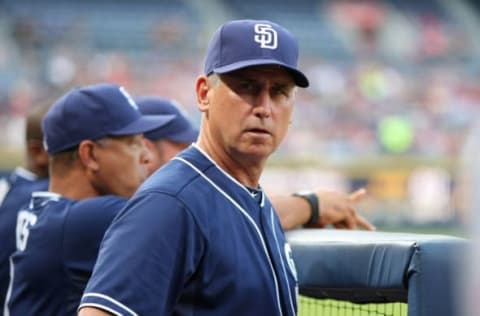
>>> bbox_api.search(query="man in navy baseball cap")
[43,83,175,154]
[4,83,177,315]
[79,20,373,316]
[204,19,309,87]
[137,97,198,143]
[136,96,198,174]
[79,20,309,316]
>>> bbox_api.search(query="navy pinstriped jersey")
[80,144,298,316]
[0,168,48,315]
[4,192,127,316]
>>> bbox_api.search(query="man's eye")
[239,81,255,92]
[131,139,144,148]
[273,86,289,96]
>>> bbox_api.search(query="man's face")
[27,139,49,178]
[204,66,296,161]
[91,134,151,198]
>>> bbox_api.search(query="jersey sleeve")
[78,191,204,316]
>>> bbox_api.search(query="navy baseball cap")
[204,19,309,87]
[43,83,176,154]
[136,96,198,143]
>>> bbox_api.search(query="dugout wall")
[287,229,468,316]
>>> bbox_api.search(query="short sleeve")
[79,191,204,316]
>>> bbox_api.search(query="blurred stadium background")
[1,0,479,235]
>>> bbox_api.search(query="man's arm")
[78,307,112,316]
[78,192,203,315]
[271,188,375,231]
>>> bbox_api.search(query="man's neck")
[195,141,266,188]
[49,169,99,200]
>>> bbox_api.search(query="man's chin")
[236,145,276,160]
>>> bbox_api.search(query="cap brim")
[145,125,199,143]
[167,127,199,143]
[109,114,176,136]
[212,59,309,88]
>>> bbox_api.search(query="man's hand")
[304,188,375,230]
[272,188,375,231]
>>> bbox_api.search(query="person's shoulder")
[0,177,48,213]
[10,167,41,183]
[68,195,128,220]
[74,195,128,210]
[7,168,47,187]
[30,178,49,190]
[62,196,127,236]
[6,168,48,197]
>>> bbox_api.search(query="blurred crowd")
[1,0,479,225]
[1,0,480,162]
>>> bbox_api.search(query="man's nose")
[253,89,273,118]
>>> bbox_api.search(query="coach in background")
[79,19,354,316]
[4,83,174,316]
[137,96,199,174]
[0,102,51,314]
[138,96,374,231]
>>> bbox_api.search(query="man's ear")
[77,140,100,171]
[196,75,211,112]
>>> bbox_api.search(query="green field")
[299,297,407,316]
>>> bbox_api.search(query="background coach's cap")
[43,83,175,154]
[136,96,198,143]
[204,19,309,88]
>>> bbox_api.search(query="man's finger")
[333,222,348,229]
[342,214,357,230]
[356,215,376,231]
[349,188,367,202]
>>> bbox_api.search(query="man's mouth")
[245,128,270,135]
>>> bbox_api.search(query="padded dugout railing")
[287,229,468,316]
